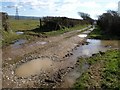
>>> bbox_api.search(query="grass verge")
[1,30,33,47]
[43,24,89,36]
[74,49,120,89]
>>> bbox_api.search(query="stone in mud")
[70,52,73,55]
[82,43,84,45]
[67,53,70,57]
[76,44,80,47]
[71,48,74,51]
[45,79,55,83]
[57,73,61,79]
[74,46,77,50]
[85,42,89,45]
[77,60,79,62]
[65,54,68,57]
[70,66,74,69]
[92,53,96,56]
[99,51,105,55]
[8,57,12,61]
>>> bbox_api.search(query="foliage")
[97,10,120,36]
[44,24,89,36]
[88,26,120,40]
[78,12,94,24]
[39,16,89,32]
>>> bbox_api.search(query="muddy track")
[2,25,93,88]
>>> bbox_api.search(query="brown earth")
[87,61,104,88]
[2,25,92,88]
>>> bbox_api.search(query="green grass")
[2,30,21,46]
[1,19,40,46]
[0,34,2,48]
[1,30,33,46]
[8,19,39,31]
[2,18,89,46]
[74,49,120,89]
[44,24,89,36]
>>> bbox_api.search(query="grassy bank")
[88,26,120,40]
[2,19,40,46]
[1,30,32,46]
[74,49,120,89]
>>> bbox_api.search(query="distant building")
[118,1,120,15]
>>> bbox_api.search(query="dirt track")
[2,25,92,88]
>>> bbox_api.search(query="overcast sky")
[0,0,120,19]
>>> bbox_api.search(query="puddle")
[28,41,47,47]
[15,57,53,77]
[16,31,24,35]
[78,34,87,38]
[11,39,27,49]
[60,63,89,88]
[14,38,120,81]
[36,41,47,45]
[72,39,119,57]
[60,39,120,88]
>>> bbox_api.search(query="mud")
[3,26,119,88]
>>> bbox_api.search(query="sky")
[0,0,120,19]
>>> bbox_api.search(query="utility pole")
[39,18,42,28]
[15,7,19,20]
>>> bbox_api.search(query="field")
[8,19,40,31]
[2,18,89,46]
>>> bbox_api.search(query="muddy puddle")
[78,34,87,38]
[14,38,120,86]
[72,39,119,57]
[10,39,47,52]
[14,32,120,87]
[11,39,27,49]
[16,31,24,35]
[31,41,47,46]
[60,38,120,88]
[15,57,53,77]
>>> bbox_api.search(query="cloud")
[0,0,18,2]
[105,2,118,10]
[1,0,120,19]
[79,1,101,9]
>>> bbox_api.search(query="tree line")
[39,16,89,32]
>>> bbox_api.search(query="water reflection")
[60,39,120,88]
[16,32,24,35]
[73,39,119,57]
[11,39,27,49]
[78,34,87,38]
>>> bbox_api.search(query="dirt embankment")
[2,26,92,88]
